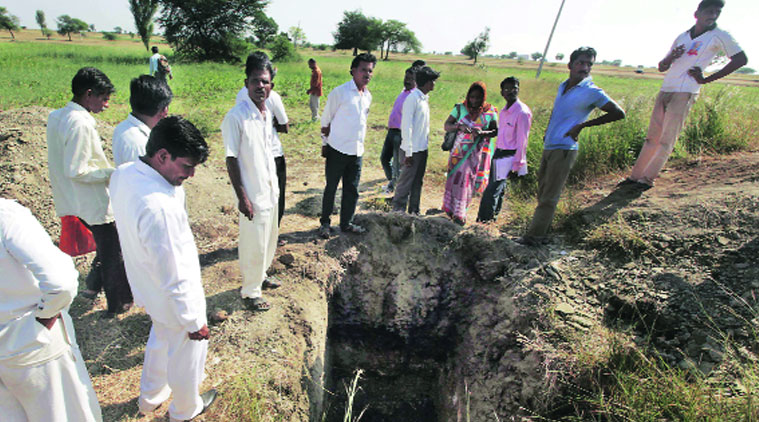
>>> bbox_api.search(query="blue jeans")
[380,129,402,188]
[320,145,362,229]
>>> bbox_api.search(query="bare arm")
[565,100,626,141]
[688,51,748,84]
[225,157,254,220]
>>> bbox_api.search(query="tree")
[56,15,89,41]
[0,7,20,41]
[460,27,490,65]
[375,20,420,60]
[252,11,277,47]
[129,0,159,51]
[507,51,518,59]
[333,10,381,56]
[35,10,47,37]
[288,26,305,49]
[531,52,543,61]
[114,26,123,34]
[555,52,564,61]
[269,32,298,62]
[157,0,267,62]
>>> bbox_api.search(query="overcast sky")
[6,0,757,68]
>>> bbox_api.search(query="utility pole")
[536,0,567,79]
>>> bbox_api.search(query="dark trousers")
[392,149,428,214]
[380,129,402,187]
[477,170,508,222]
[80,220,133,312]
[275,155,286,226]
[320,145,362,229]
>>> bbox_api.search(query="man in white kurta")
[223,52,280,312]
[0,198,102,422]
[112,74,173,166]
[111,116,215,422]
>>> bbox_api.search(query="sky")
[5,0,757,68]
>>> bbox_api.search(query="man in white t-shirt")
[113,75,172,166]
[622,0,747,188]
[149,46,161,75]
[222,52,281,312]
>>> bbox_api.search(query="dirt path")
[2,106,758,421]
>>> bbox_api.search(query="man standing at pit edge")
[307,58,322,121]
[318,53,376,239]
[111,116,217,422]
[392,66,440,214]
[223,52,281,313]
[621,0,747,190]
[47,67,133,317]
[520,47,625,246]
[381,66,417,195]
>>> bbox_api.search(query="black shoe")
[318,225,331,239]
[516,235,544,247]
[616,178,638,187]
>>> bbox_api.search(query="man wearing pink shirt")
[380,66,417,194]
[477,77,532,222]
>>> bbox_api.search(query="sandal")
[340,223,366,234]
[262,276,281,289]
[243,297,271,312]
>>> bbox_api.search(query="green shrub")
[269,33,300,62]
[102,32,117,41]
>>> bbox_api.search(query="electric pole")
[536,0,567,79]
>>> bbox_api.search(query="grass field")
[2,30,758,205]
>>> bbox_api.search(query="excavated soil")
[2,106,759,421]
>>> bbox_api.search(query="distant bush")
[103,32,117,41]
[269,33,300,62]
[312,43,330,51]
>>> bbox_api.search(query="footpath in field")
[2,106,759,420]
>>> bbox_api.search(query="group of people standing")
[0,0,747,420]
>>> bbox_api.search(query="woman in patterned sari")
[442,81,498,225]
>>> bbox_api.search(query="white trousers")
[139,320,208,421]
[309,95,320,120]
[239,207,279,299]
[0,346,102,422]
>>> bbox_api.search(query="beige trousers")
[239,206,279,299]
[630,91,698,185]
[309,95,320,120]
[527,149,578,237]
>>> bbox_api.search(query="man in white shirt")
[47,67,133,317]
[110,116,216,422]
[149,46,161,75]
[0,198,103,422]
[623,0,747,188]
[319,53,376,238]
[113,74,173,166]
[222,52,281,312]
[392,66,440,214]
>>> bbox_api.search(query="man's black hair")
[71,67,115,97]
[500,76,520,89]
[697,0,724,11]
[151,46,158,54]
[415,66,440,87]
[569,47,597,65]
[145,116,209,164]
[350,53,377,70]
[308,58,316,64]
[129,75,173,117]
[412,59,426,68]
[405,66,418,76]
[245,51,274,79]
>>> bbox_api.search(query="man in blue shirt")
[521,47,625,245]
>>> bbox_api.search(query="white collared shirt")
[222,96,279,211]
[149,53,161,75]
[320,79,372,156]
[0,199,78,366]
[47,102,115,225]
[110,160,207,332]
[113,113,151,166]
[236,88,287,158]
[400,88,430,157]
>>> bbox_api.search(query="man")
[623,0,747,188]
[381,66,417,194]
[236,67,289,228]
[222,52,281,312]
[149,46,161,75]
[521,47,626,245]
[110,116,216,422]
[0,199,102,422]
[113,74,173,166]
[319,53,377,238]
[392,66,440,214]
[306,58,322,121]
[477,77,532,223]
[47,67,133,316]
